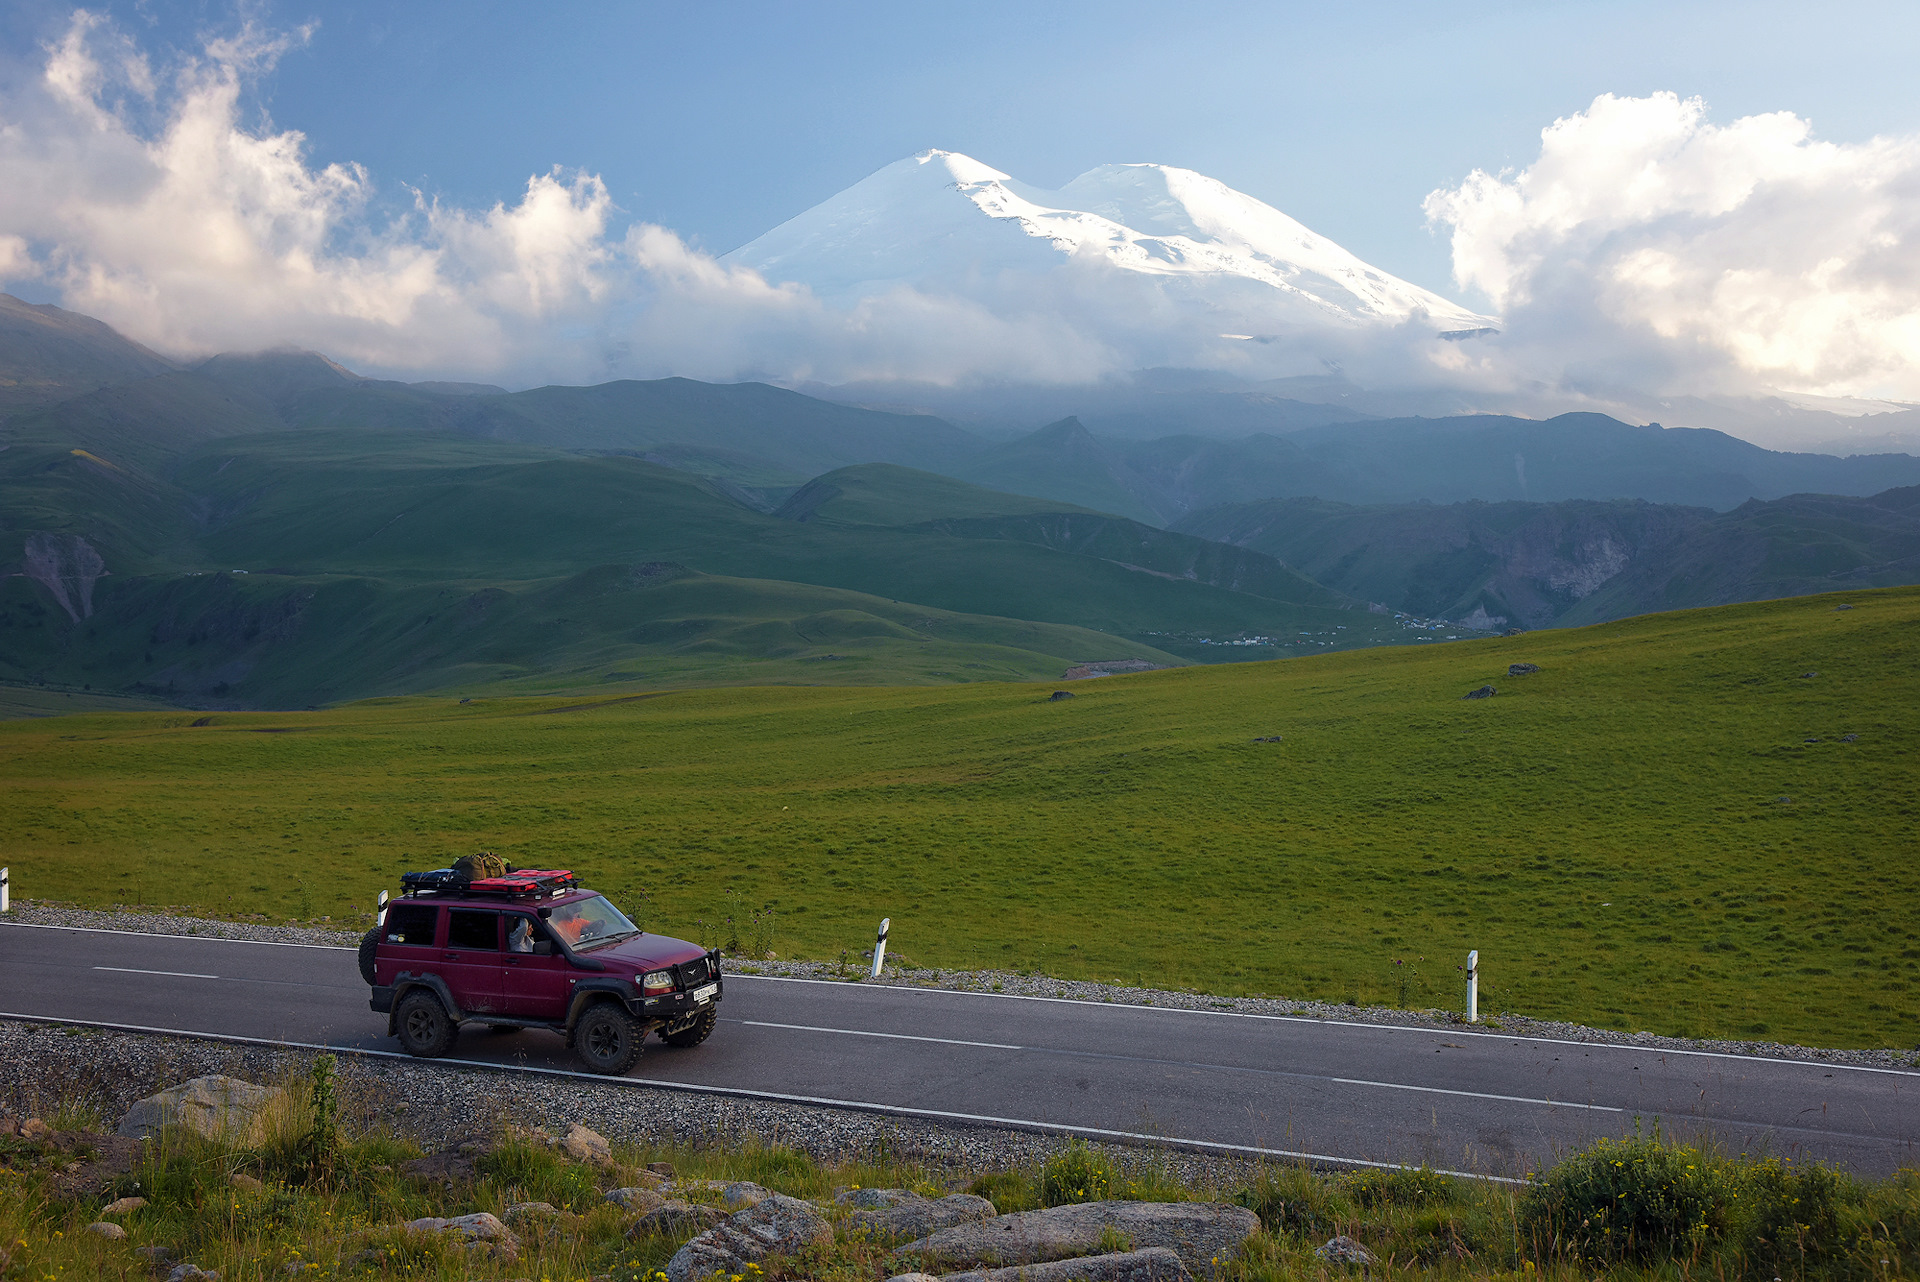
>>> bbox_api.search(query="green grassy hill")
[0,430,1402,705]
[774,462,1099,525]
[3,585,1913,1048]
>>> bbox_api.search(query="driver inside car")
[548,902,590,945]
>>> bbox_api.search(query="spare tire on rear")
[357,928,380,985]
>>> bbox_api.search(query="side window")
[504,915,549,953]
[447,910,501,951]
[384,904,438,947]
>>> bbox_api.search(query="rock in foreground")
[117,1076,285,1143]
[838,1188,997,1239]
[942,1247,1193,1282]
[666,1192,833,1282]
[894,1201,1259,1273]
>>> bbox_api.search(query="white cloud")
[1425,92,1920,399]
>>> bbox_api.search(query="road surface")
[2,921,1913,1178]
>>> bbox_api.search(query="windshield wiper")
[577,929,641,951]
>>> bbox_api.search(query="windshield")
[546,894,640,950]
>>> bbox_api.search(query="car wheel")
[357,928,380,986]
[395,989,456,1058]
[661,1006,717,1048]
[573,1002,644,1074]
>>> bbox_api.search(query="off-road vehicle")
[358,868,720,1074]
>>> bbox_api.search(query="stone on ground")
[1314,1235,1376,1266]
[607,1186,668,1213]
[837,1188,997,1238]
[229,1173,264,1193]
[893,1201,1259,1273]
[84,1221,126,1239]
[117,1076,285,1143]
[665,1192,834,1282]
[503,1201,561,1226]
[559,1122,612,1165]
[101,1196,148,1215]
[166,1266,220,1282]
[629,1200,728,1238]
[942,1247,1193,1282]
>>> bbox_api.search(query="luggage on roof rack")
[397,867,578,899]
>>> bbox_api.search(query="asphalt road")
[3,922,1914,1178]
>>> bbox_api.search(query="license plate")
[692,983,718,1004]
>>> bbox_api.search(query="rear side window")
[447,910,500,951]
[384,904,437,946]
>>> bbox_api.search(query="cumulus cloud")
[1425,92,1920,400]
[0,10,1140,387]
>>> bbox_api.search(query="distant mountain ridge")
[1177,487,1920,628]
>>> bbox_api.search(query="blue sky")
[5,0,1916,301]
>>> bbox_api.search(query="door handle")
[443,952,458,960]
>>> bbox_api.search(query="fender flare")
[386,974,466,1036]
[565,981,639,1033]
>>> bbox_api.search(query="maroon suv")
[360,878,720,1074]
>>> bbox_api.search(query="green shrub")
[1236,1165,1348,1237]
[1041,1141,1114,1207]
[1737,1158,1859,1280]
[1342,1166,1461,1209]
[969,1170,1040,1213]
[1520,1134,1733,1265]
[477,1137,600,1212]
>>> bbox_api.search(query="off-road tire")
[572,1002,644,1074]
[661,1006,718,1048]
[357,928,380,986]
[394,989,456,1059]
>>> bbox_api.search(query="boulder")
[665,1192,834,1282]
[1314,1235,1376,1266]
[102,1196,149,1215]
[838,1189,997,1239]
[629,1200,728,1238]
[117,1077,285,1143]
[648,1160,678,1177]
[893,1201,1259,1274]
[166,1267,220,1282]
[85,1221,127,1240]
[503,1202,561,1227]
[559,1123,613,1166]
[20,1118,52,1142]
[1049,691,1076,701]
[942,1247,1192,1282]
[229,1173,264,1193]
[884,1274,944,1282]
[405,1211,519,1260]
[722,1180,772,1207]
[1461,685,1496,700]
[1507,663,1540,676]
[134,1245,175,1268]
[607,1186,668,1213]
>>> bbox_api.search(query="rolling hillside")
[4,585,1913,1048]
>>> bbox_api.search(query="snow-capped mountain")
[725,150,1492,338]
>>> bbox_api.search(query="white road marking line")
[726,974,1920,1078]
[740,1019,1617,1111]
[743,1020,1021,1050]
[0,1009,1528,1183]
[10,922,1915,1080]
[93,966,218,979]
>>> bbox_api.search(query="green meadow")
[2,587,1915,1049]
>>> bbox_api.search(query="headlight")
[641,970,674,994]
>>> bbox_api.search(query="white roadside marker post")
[1,866,8,913]
[1466,949,1479,1023]
[870,917,890,979]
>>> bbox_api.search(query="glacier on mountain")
[724,150,1493,347]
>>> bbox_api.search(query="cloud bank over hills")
[2,13,1918,417]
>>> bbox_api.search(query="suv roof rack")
[399,868,579,899]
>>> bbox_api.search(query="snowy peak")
[726,150,1490,333]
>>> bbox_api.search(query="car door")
[375,902,441,986]
[500,913,572,1018]
[440,909,505,1013]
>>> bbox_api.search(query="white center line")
[93,966,219,979]
[743,1020,1021,1050]
[741,1019,1620,1112]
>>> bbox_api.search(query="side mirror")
[537,906,553,920]
[532,940,554,957]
